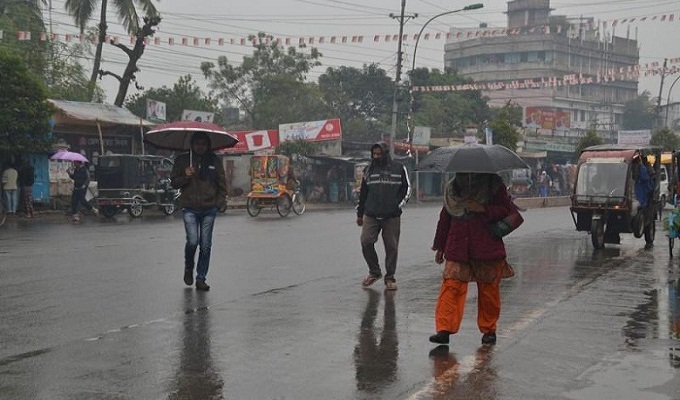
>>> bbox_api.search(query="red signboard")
[219,130,279,153]
[525,107,571,130]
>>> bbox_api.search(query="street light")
[665,74,680,127]
[407,3,484,143]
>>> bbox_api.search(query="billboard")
[219,130,279,153]
[278,119,341,142]
[146,99,166,122]
[618,130,652,146]
[181,109,214,123]
[525,107,570,130]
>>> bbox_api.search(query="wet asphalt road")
[0,205,678,399]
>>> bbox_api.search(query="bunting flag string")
[2,9,680,48]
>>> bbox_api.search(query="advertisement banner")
[146,99,166,122]
[278,118,342,142]
[524,107,571,130]
[219,130,279,153]
[618,129,652,145]
[413,126,431,146]
[181,109,215,123]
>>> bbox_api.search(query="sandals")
[362,275,381,287]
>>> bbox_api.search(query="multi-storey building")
[443,0,639,160]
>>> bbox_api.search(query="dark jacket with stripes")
[356,143,411,220]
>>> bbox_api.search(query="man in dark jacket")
[356,142,411,290]
[171,132,227,291]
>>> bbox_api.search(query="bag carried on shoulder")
[490,209,524,238]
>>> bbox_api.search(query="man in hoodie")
[356,142,411,290]
[171,132,227,291]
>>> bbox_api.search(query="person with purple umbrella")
[68,160,98,223]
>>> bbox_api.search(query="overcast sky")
[42,0,680,105]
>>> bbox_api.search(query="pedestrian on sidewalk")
[18,158,35,218]
[68,160,98,223]
[171,132,227,292]
[2,163,18,215]
[429,173,522,346]
[356,141,411,291]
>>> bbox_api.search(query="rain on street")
[0,204,678,399]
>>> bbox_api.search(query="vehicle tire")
[591,218,605,249]
[292,192,306,215]
[246,198,261,217]
[162,203,175,215]
[101,205,117,218]
[632,213,644,238]
[644,219,655,245]
[129,199,144,218]
[277,194,292,217]
[0,202,6,227]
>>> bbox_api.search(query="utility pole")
[388,0,416,156]
[656,58,668,126]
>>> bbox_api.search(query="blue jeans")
[183,207,217,282]
[3,189,18,213]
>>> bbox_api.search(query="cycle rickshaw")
[570,144,661,249]
[246,155,305,217]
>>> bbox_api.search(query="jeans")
[3,189,18,213]
[183,207,217,282]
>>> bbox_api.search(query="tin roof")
[49,99,155,127]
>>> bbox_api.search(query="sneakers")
[361,274,381,287]
[481,332,497,345]
[429,331,452,344]
[385,281,398,290]
[196,281,210,291]
[183,269,193,286]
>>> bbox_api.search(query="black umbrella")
[417,143,530,173]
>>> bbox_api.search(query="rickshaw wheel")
[292,192,306,215]
[101,205,117,218]
[277,194,292,217]
[644,220,655,245]
[632,213,644,238]
[129,199,144,218]
[246,198,261,217]
[162,204,175,215]
[591,219,605,249]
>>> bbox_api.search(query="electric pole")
[656,58,668,127]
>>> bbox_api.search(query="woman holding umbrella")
[429,172,522,346]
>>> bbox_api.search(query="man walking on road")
[171,132,227,291]
[356,142,411,291]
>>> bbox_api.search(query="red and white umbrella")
[145,121,239,152]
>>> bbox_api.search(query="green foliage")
[622,91,657,130]
[0,0,50,77]
[650,127,680,151]
[0,48,54,153]
[575,127,604,155]
[46,41,104,102]
[277,138,321,157]
[201,32,326,130]
[318,64,393,141]
[409,68,490,136]
[125,75,221,123]
[488,103,521,150]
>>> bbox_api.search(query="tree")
[277,138,321,157]
[47,41,105,102]
[0,0,49,77]
[622,91,656,130]
[318,64,393,141]
[64,0,158,100]
[201,32,328,130]
[125,75,221,123]
[487,102,521,150]
[650,127,679,151]
[100,15,161,106]
[575,127,603,155]
[409,67,490,136]
[0,48,54,154]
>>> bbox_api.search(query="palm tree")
[64,0,158,101]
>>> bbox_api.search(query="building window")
[520,52,528,62]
